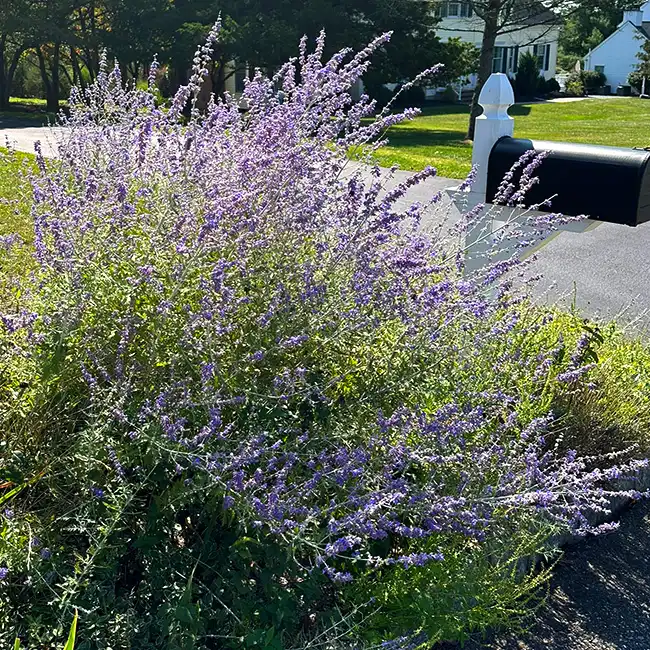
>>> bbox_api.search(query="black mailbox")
[486,137,650,227]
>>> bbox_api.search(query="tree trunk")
[70,46,85,89]
[49,43,61,112]
[467,0,501,140]
[5,46,23,108]
[214,56,227,98]
[37,47,53,105]
[0,35,20,110]
[37,44,61,113]
[0,35,7,110]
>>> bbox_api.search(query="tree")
[559,0,638,63]
[0,1,476,113]
[0,0,31,109]
[462,0,569,140]
[158,0,473,99]
[629,39,650,92]
[99,0,171,82]
[513,50,542,99]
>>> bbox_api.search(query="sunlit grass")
[372,98,650,178]
[0,149,35,281]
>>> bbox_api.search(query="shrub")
[514,52,544,100]
[0,27,647,649]
[392,83,426,108]
[566,70,606,96]
[364,80,394,110]
[581,70,607,92]
[539,77,561,95]
[565,78,585,97]
[629,70,648,93]
[439,85,459,103]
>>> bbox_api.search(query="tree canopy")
[0,0,479,111]
[558,0,639,64]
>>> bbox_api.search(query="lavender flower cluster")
[0,27,645,606]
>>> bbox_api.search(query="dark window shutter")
[514,46,519,73]
[544,45,551,71]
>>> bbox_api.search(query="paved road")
[461,500,650,650]
[364,167,650,333]
[2,122,649,331]
[0,120,60,157]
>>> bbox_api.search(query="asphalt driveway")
[364,166,650,333]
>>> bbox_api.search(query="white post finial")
[478,73,515,119]
[472,73,515,197]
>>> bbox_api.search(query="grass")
[0,97,61,124]
[0,149,35,282]
[372,98,650,179]
[0,149,33,237]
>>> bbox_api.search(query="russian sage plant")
[0,26,646,649]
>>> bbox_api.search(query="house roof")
[585,19,649,59]
[508,1,560,26]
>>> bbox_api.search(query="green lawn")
[371,98,650,179]
[0,149,35,281]
[0,97,60,124]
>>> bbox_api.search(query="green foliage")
[512,52,543,100]
[565,78,585,97]
[629,40,650,92]
[556,53,581,74]
[559,1,639,59]
[63,612,78,650]
[363,81,394,109]
[540,78,561,95]
[550,315,650,456]
[581,70,607,91]
[0,0,471,109]
[538,77,560,97]
[439,86,460,104]
[392,84,427,109]
[0,71,650,650]
[13,612,77,650]
[349,522,559,647]
[566,70,606,96]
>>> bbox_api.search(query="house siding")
[438,16,560,88]
[584,22,648,90]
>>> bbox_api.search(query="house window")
[493,46,519,74]
[508,46,519,74]
[533,44,551,72]
[595,65,605,74]
[436,2,473,18]
[492,47,506,73]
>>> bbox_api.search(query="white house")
[583,3,650,91]
[435,1,561,91]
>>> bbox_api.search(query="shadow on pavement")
[461,500,650,650]
[0,117,52,129]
